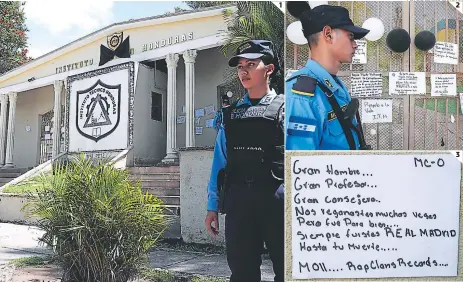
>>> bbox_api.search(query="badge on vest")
[231,105,267,119]
[327,104,348,121]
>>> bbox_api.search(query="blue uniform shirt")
[207,90,280,212]
[285,59,360,150]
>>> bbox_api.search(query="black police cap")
[228,40,275,67]
[293,3,370,40]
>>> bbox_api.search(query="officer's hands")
[205,211,219,237]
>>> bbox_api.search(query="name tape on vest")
[231,106,267,119]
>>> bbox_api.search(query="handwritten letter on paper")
[290,154,461,279]
[434,42,458,65]
[431,74,457,96]
[361,99,392,123]
[352,40,367,64]
[389,72,426,95]
[351,73,382,97]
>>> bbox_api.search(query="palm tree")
[185,1,284,94]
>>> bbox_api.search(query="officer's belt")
[317,82,356,150]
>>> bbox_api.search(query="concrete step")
[136,180,179,188]
[0,178,15,184]
[163,205,180,216]
[129,173,180,181]
[156,196,180,206]
[130,166,179,174]
[0,168,30,174]
[142,187,180,196]
[0,173,22,178]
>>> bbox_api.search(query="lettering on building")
[56,59,94,74]
[142,32,194,52]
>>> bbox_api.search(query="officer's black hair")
[261,55,280,86]
[307,33,320,49]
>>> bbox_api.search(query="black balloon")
[287,1,311,19]
[414,30,436,51]
[386,28,411,53]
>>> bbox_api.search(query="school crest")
[76,79,121,142]
[107,32,124,50]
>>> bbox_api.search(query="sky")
[24,1,191,58]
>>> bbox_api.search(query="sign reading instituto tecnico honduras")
[76,79,121,142]
[65,62,135,153]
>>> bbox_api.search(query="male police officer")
[286,3,370,150]
[205,40,285,282]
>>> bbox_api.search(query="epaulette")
[290,75,317,97]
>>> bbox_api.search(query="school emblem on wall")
[107,32,123,50]
[76,79,121,142]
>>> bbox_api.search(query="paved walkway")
[0,222,275,281]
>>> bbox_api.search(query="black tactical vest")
[223,94,284,183]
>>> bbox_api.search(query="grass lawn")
[1,176,45,194]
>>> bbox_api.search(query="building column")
[183,50,197,148]
[52,80,63,159]
[0,95,8,166]
[4,92,17,168]
[162,53,179,163]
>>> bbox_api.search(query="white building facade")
[0,5,237,169]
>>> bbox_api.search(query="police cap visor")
[228,53,265,67]
[228,40,275,67]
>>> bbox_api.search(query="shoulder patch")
[291,76,317,97]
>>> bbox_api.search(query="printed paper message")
[351,73,382,97]
[205,104,215,115]
[389,72,426,95]
[434,42,459,65]
[177,116,186,124]
[195,108,205,118]
[290,154,461,279]
[352,40,367,64]
[361,99,392,123]
[431,74,457,96]
[205,119,215,128]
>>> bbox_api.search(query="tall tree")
[0,1,31,75]
[184,1,284,94]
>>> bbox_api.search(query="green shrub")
[24,154,168,282]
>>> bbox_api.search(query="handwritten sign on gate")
[433,42,459,65]
[431,74,457,96]
[352,40,367,64]
[389,72,426,95]
[361,99,392,123]
[289,153,461,279]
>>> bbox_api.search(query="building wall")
[179,149,225,245]
[133,64,168,165]
[13,85,54,168]
[176,47,228,148]
[0,13,228,89]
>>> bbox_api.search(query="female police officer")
[205,40,285,282]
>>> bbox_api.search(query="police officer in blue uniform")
[213,94,232,132]
[285,3,371,150]
[204,40,285,282]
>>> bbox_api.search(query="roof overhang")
[0,33,225,94]
[0,4,235,85]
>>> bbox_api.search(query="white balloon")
[308,1,328,8]
[362,17,385,41]
[286,21,307,45]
